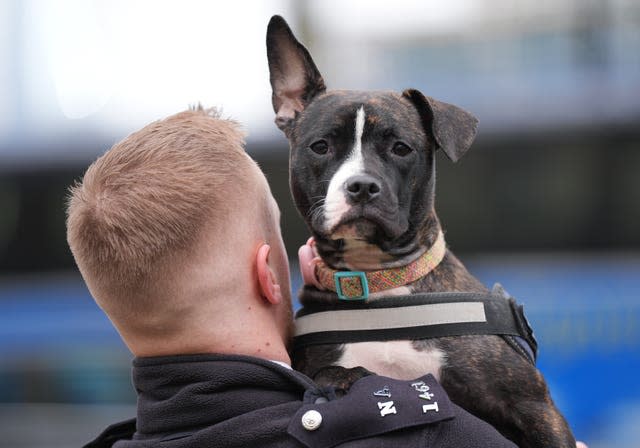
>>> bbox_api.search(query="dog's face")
[267,16,478,268]
[289,91,433,248]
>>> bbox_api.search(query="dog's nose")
[345,175,381,202]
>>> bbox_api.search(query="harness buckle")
[334,271,369,301]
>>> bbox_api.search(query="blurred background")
[0,0,638,446]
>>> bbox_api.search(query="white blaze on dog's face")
[323,106,366,235]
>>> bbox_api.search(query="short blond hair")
[67,108,257,311]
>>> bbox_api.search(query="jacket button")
[301,410,322,431]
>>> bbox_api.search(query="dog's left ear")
[266,15,326,134]
[403,88,478,163]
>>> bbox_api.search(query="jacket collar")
[131,354,313,439]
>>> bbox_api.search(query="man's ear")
[402,88,478,163]
[256,244,283,305]
[266,15,326,134]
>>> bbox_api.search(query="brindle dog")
[267,15,575,448]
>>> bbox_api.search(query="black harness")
[293,284,538,365]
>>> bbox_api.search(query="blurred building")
[0,1,638,447]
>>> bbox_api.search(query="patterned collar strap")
[314,231,446,300]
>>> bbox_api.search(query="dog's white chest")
[337,340,445,381]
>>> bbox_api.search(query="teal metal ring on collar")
[334,271,369,301]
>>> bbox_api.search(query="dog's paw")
[312,365,375,397]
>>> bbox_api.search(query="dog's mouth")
[330,218,378,240]
[314,213,416,270]
[324,207,406,242]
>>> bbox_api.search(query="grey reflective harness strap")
[293,289,538,364]
[295,302,487,335]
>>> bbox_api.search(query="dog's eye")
[391,142,413,157]
[309,140,329,155]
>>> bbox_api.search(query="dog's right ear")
[267,15,326,134]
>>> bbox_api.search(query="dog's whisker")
[306,197,326,217]
[309,205,326,224]
[309,205,325,221]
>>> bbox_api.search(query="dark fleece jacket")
[84,354,516,448]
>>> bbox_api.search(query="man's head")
[67,108,292,361]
